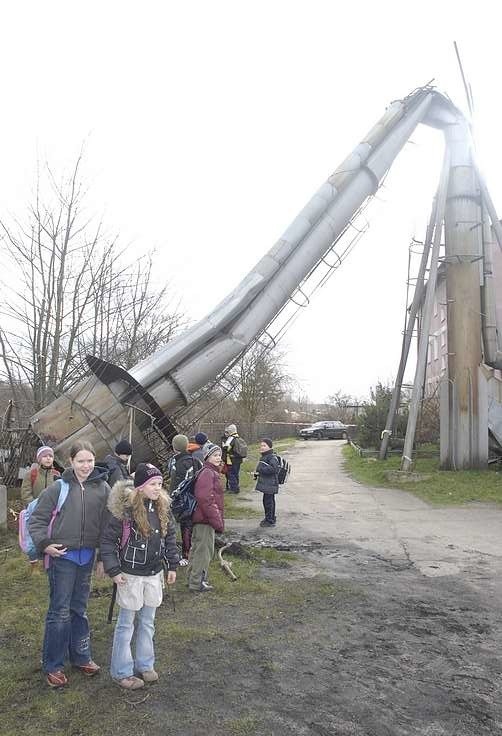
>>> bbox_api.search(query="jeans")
[110,605,156,679]
[227,458,242,492]
[262,493,276,523]
[42,555,95,673]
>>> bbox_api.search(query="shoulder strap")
[56,478,70,511]
[120,519,131,549]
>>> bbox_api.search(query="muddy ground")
[124,441,502,735]
[4,440,502,736]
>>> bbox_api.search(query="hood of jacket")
[104,453,126,468]
[107,478,135,520]
[61,465,110,484]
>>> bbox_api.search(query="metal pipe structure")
[480,203,500,367]
[379,195,438,460]
[32,87,452,464]
[401,151,450,472]
[441,118,485,468]
[30,86,500,470]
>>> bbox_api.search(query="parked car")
[298,421,349,440]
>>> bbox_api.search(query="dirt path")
[221,440,502,735]
[232,439,502,583]
[5,440,502,736]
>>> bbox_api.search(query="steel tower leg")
[401,151,450,471]
[441,120,485,468]
[379,195,438,459]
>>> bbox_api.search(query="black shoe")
[259,519,274,527]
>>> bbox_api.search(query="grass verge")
[343,443,502,505]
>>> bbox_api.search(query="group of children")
[23,429,280,690]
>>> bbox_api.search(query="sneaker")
[115,676,145,690]
[200,581,213,592]
[140,670,159,683]
[259,519,274,527]
[178,558,189,566]
[47,670,68,688]
[74,660,101,676]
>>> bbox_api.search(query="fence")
[197,421,307,444]
[0,427,39,486]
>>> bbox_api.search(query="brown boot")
[115,676,145,690]
[140,670,159,683]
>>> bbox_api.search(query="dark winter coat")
[28,466,110,554]
[191,462,224,533]
[190,442,210,465]
[103,453,130,487]
[255,450,279,495]
[168,451,202,495]
[100,480,179,578]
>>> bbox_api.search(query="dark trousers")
[43,555,95,673]
[227,458,242,492]
[180,519,193,559]
[262,493,276,523]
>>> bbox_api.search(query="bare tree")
[325,390,361,423]
[234,345,291,424]
[0,152,186,413]
[83,252,186,370]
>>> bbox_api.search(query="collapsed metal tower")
[29,85,502,470]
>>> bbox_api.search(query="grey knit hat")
[225,424,237,435]
[172,434,189,453]
[203,443,222,461]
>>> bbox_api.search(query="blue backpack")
[18,479,70,562]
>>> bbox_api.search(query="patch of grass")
[343,444,502,505]
[223,715,259,735]
[0,527,358,736]
[224,491,261,519]
[248,546,297,567]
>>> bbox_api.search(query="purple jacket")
[192,463,224,533]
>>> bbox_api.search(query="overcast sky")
[1,1,500,402]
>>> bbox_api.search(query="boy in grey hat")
[169,434,202,563]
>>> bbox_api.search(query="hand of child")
[94,561,105,579]
[43,543,67,558]
[112,573,127,585]
[166,570,176,585]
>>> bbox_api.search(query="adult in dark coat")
[254,438,280,527]
[187,443,224,592]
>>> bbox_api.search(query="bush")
[357,382,408,449]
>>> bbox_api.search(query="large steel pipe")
[31,88,453,462]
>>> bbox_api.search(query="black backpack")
[170,470,200,522]
[275,455,291,485]
[170,460,202,522]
